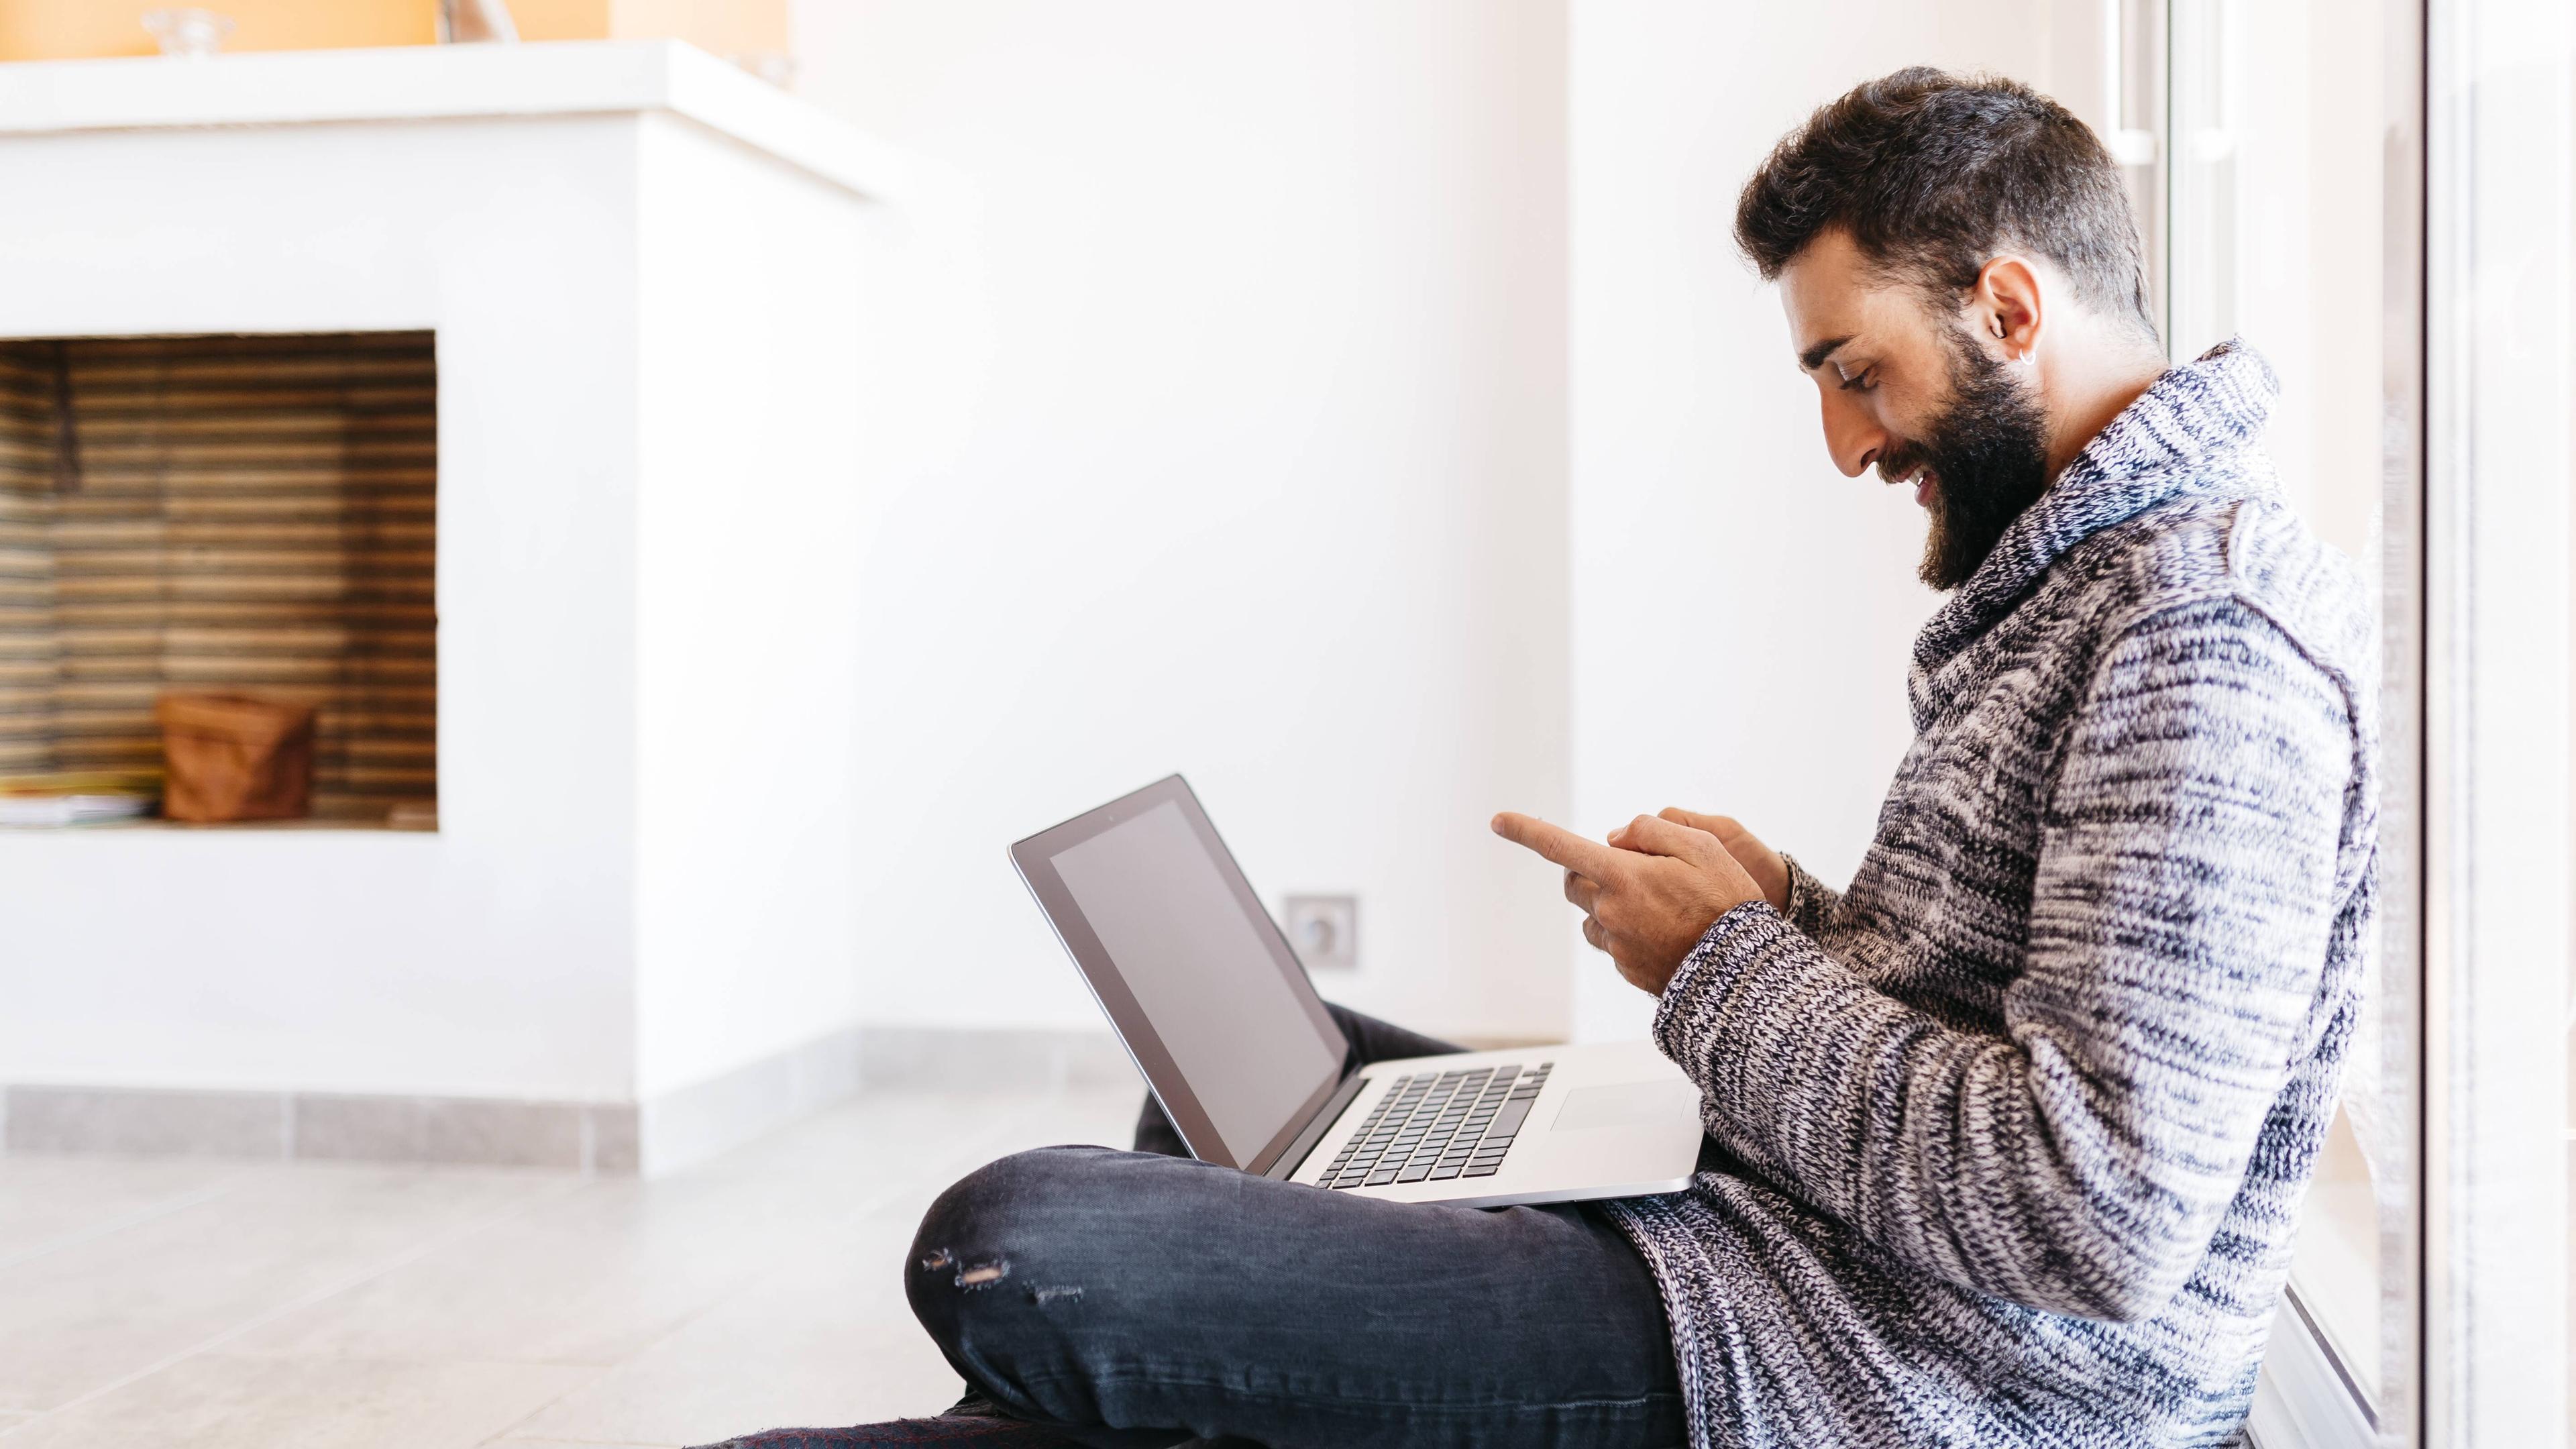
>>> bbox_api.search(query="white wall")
[632,111,877,1102]
[791,0,1576,1041]
[1566,0,2054,1038]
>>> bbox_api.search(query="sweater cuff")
[1651,900,1793,1061]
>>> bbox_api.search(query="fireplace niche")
[0,332,437,827]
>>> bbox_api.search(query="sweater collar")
[1912,338,2278,669]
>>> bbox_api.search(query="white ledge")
[0,38,910,203]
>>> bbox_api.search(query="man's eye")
[1837,368,1877,393]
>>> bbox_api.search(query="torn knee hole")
[919,1247,1010,1289]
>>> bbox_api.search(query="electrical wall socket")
[1281,894,1358,971]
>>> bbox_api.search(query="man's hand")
[1643,809,1790,913]
[1491,810,1768,997]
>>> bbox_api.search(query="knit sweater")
[1602,340,2377,1449]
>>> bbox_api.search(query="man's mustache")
[1875,445,1931,486]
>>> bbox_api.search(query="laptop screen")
[1012,776,1349,1171]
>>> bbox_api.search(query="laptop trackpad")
[1552,1079,1701,1131]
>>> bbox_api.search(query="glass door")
[2416,0,2575,1444]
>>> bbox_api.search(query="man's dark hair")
[1737,68,2156,337]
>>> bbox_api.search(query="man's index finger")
[1491,812,1621,877]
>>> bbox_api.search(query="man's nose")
[1818,390,1889,479]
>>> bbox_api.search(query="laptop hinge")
[1263,1071,1368,1181]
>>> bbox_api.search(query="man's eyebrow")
[1798,334,1856,372]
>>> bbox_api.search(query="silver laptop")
[1010,774,1705,1208]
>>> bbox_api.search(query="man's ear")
[1968,255,2045,363]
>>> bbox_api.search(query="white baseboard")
[636,1026,866,1177]
[3,1026,1143,1177]
[1,1082,639,1173]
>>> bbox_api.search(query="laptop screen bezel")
[1009,774,1351,1174]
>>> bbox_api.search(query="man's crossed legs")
[905,1006,1687,1449]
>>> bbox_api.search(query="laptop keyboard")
[1316,1061,1553,1189]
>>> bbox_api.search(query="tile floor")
[0,1087,1141,1448]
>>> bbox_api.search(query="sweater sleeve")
[1654,597,2355,1322]
[1777,853,1841,936]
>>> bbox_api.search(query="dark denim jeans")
[906,1006,1687,1449]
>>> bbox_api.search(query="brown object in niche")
[157,692,315,822]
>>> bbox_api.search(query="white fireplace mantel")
[0,39,912,205]
[0,40,913,1175]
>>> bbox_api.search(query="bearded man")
[747,66,2375,1449]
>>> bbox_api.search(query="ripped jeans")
[904,1004,1688,1449]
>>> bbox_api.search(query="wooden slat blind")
[0,333,437,822]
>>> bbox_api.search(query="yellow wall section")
[510,0,610,43]
[0,0,784,60]
[608,0,784,56]
[0,0,432,58]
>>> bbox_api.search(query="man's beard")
[1878,330,2053,591]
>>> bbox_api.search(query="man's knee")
[906,1145,1138,1401]
[912,1146,1085,1289]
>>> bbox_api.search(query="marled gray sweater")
[1604,341,2377,1449]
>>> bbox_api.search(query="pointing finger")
[1492,812,1623,878]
